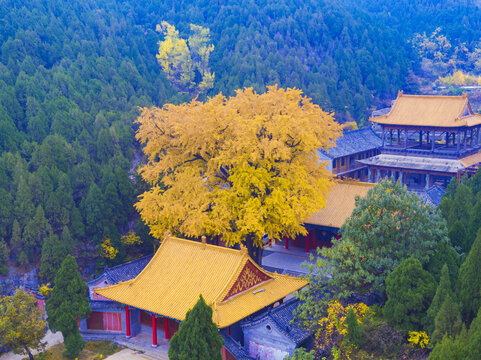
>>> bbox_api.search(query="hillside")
[1,0,481,279]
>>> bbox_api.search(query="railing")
[382,145,481,159]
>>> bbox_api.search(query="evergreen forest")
[2,0,481,279]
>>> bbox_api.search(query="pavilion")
[360,92,481,189]
[90,236,308,352]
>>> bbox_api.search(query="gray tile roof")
[319,127,382,160]
[221,332,254,360]
[358,154,465,174]
[241,298,312,346]
[415,185,446,207]
[88,255,152,286]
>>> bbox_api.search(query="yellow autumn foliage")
[316,301,370,351]
[135,86,341,247]
[408,331,429,349]
[438,70,481,86]
[156,21,214,95]
[100,237,118,260]
[121,231,142,246]
[38,283,52,297]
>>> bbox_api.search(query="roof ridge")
[106,254,152,272]
[342,127,375,135]
[168,236,248,256]
[338,180,376,187]
[400,93,468,99]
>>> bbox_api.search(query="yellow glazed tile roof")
[305,181,375,229]
[96,237,307,328]
[461,151,481,167]
[371,92,481,128]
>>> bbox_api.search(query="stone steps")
[138,350,169,360]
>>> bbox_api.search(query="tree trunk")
[25,346,34,360]
[245,233,263,266]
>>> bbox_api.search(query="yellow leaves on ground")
[135,86,341,246]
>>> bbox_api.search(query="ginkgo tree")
[135,86,341,262]
[156,22,215,96]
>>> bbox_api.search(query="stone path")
[0,330,63,360]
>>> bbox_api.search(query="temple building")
[318,127,382,181]
[360,92,481,189]
[279,181,375,251]
[83,236,308,359]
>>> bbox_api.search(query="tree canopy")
[0,289,47,360]
[45,255,90,359]
[383,258,436,334]
[135,86,340,252]
[296,179,449,328]
[168,294,224,360]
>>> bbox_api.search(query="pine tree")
[168,295,224,360]
[458,229,481,324]
[46,255,90,359]
[429,332,468,360]
[39,233,68,284]
[432,294,462,344]
[427,264,452,334]
[467,307,481,359]
[22,205,52,260]
[344,307,362,348]
[383,258,436,333]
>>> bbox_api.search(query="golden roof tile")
[96,237,307,328]
[305,181,375,229]
[371,92,481,128]
[460,151,481,167]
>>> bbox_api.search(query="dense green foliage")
[296,180,450,329]
[345,307,362,348]
[458,228,481,325]
[0,0,480,272]
[383,258,436,334]
[429,306,481,360]
[0,289,47,360]
[426,264,452,335]
[168,295,224,360]
[45,255,91,359]
[432,294,462,345]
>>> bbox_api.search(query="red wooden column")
[152,314,157,347]
[164,317,169,339]
[125,306,131,338]
[284,236,289,250]
[228,326,231,336]
[306,230,310,253]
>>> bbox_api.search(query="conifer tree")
[467,307,481,359]
[427,264,452,334]
[40,233,68,284]
[344,307,362,348]
[168,295,224,360]
[458,228,481,324]
[428,332,468,360]
[46,255,90,359]
[383,258,436,333]
[432,294,462,344]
